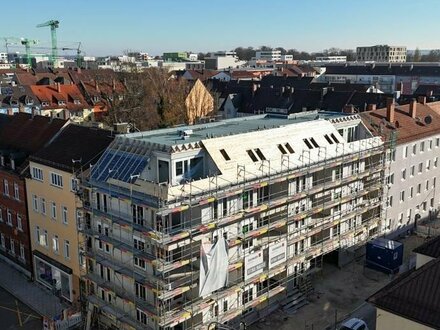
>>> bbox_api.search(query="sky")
[3,0,440,57]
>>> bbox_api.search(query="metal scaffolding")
[79,126,390,330]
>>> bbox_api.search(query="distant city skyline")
[2,0,440,57]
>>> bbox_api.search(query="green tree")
[413,48,421,62]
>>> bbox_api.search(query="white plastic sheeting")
[199,236,229,297]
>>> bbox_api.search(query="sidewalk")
[0,259,67,318]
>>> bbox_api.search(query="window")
[51,202,56,219]
[64,240,70,259]
[53,235,59,254]
[400,191,405,202]
[0,234,4,249]
[254,148,266,161]
[32,195,38,212]
[429,139,433,150]
[134,237,145,251]
[0,210,2,222]
[3,179,9,196]
[135,282,147,301]
[303,138,313,149]
[50,172,63,188]
[220,149,231,161]
[410,166,415,177]
[20,244,25,260]
[10,239,15,255]
[242,287,253,305]
[40,198,46,215]
[134,257,146,270]
[14,183,19,200]
[70,178,79,192]
[7,210,12,226]
[62,206,68,224]
[426,180,430,191]
[426,160,431,171]
[401,169,406,180]
[277,144,287,154]
[175,161,183,176]
[386,173,394,185]
[412,144,417,155]
[417,183,421,194]
[17,214,22,231]
[409,187,413,198]
[39,230,48,247]
[246,150,258,162]
[420,141,425,152]
[284,143,295,153]
[136,309,148,326]
[418,163,423,174]
[31,167,43,181]
[435,157,438,168]
[403,146,408,158]
[436,138,440,147]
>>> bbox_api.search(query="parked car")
[339,318,369,330]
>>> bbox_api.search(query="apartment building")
[356,45,407,62]
[255,50,282,61]
[26,125,113,304]
[80,111,385,330]
[0,113,67,277]
[361,98,440,238]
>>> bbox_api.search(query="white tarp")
[269,239,287,269]
[244,250,265,280]
[199,237,229,297]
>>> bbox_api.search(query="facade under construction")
[80,111,386,330]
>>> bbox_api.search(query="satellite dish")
[425,115,433,125]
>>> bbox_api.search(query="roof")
[414,84,440,97]
[30,124,115,172]
[413,235,440,258]
[0,113,67,155]
[325,63,440,77]
[30,84,89,111]
[182,70,217,81]
[0,85,40,108]
[15,69,73,86]
[360,102,440,144]
[125,111,348,147]
[368,257,440,329]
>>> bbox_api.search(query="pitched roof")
[30,84,89,111]
[413,236,440,258]
[414,84,440,97]
[183,70,218,81]
[30,124,115,172]
[0,113,67,167]
[360,102,440,144]
[0,85,40,108]
[367,257,440,329]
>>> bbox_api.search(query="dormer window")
[10,99,18,106]
[42,101,49,107]
[92,96,100,103]
[58,100,66,106]
[73,99,81,105]
[26,97,34,105]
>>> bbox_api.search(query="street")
[0,286,42,330]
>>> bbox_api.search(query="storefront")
[33,250,73,302]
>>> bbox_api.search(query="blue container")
[365,238,403,274]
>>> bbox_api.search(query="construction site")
[75,109,393,330]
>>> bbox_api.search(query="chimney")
[418,96,426,105]
[95,80,100,93]
[367,104,376,111]
[386,98,395,123]
[112,78,116,91]
[409,99,417,118]
[56,82,61,93]
[7,108,13,116]
[343,104,355,114]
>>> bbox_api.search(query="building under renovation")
[80,111,387,329]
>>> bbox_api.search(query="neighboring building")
[318,63,440,94]
[26,125,114,305]
[0,85,40,115]
[356,45,407,62]
[163,52,188,62]
[361,98,440,238]
[81,111,384,329]
[185,79,215,124]
[255,50,282,61]
[315,56,347,63]
[30,83,92,122]
[204,51,246,70]
[0,113,67,277]
[368,236,440,330]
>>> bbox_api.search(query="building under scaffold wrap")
[79,110,389,330]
